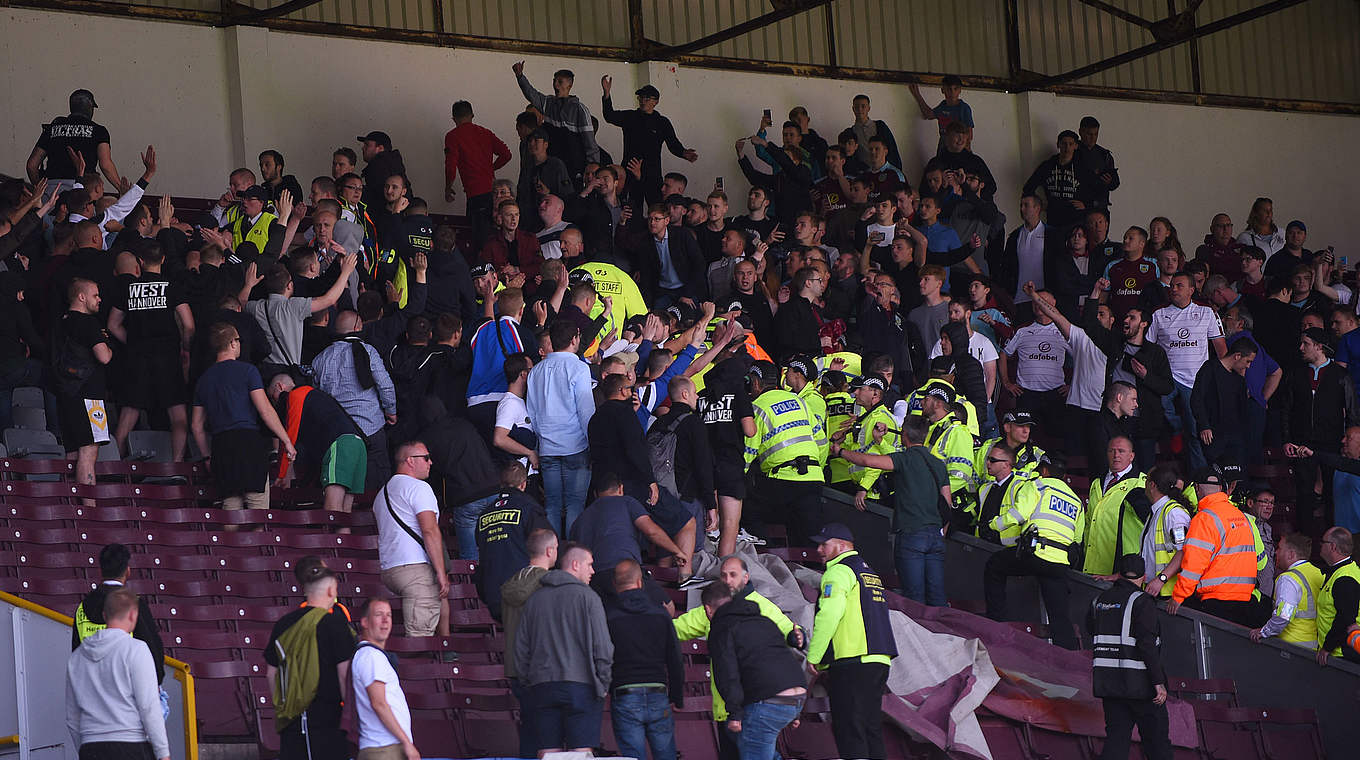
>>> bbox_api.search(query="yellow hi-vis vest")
[231,210,278,254]
[73,600,107,642]
[1276,561,1323,648]
[1149,499,1192,597]
[673,589,794,721]
[926,414,974,501]
[1317,560,1360,655]
[795,383,829,466]
[1083,473,1147,575]
[824,391,856,483]
[980,474,1040,544]
[1007,477,1084,565]
[846,403,899,495]
[749,389,823,482]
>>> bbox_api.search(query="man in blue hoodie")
[66,588,170,760]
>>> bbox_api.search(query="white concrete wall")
[2,7,1357,252]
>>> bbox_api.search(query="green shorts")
[322,434,368,494]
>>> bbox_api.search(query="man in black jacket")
[1282,328,1360,529]
[774,266,826,361]
[605,560,684,760]
[357,130,407,212]
[71,543,165,685]
[636,205,706,307]
[1086,305,1174,470]
[589,373,658,504]
[704,583,807,760]
[654,376,717,549]
[1087,554,1171,760]
[737,128,813,230]
[601,79,698,205]
[1191,337,1257,466]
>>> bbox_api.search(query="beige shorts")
[357,743,406,760]
[381,562,441,636]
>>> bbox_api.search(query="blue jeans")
[980,402,999,440]
[1161,382,1206,470]
[611,690,676,760]
[541,450,592,536]
[738,701,801,760]
[452,493,500,560]
[527,681,603,752]
[895,527,947,606]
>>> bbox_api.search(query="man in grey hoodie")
[514,542,614,755]
[65,588,169,760]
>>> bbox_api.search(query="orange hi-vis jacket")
[1172,492,1258,604]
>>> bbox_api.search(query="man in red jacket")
[445,100,512,249]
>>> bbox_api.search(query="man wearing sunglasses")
[375,440,450,638]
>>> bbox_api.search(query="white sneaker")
[678,575,713,590]
[736,528,767,546]
[706,528,721,542]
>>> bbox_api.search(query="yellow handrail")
[0,589,199,760]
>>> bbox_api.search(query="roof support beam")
[1017,0,1310,91]
[648,0,834,58]
[1072,0,1154,29]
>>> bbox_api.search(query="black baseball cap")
[568,268,594,286]
[239,185,270,202]
[469,262,496,278]
[922,380,955,404]
[724,300,744,314]
[748,360,778,384]
[70,88,98,110]
[1002,410,1036,427]
[850,374,888,392]
[1216,458,1243,484]
[810,522,854,544]
[784,355,817,381]
[356,130,393,149]
[1191,465,1226,486]
[635,85,661,100]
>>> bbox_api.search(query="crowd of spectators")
[22,67,1360,759]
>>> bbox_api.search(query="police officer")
[835,375,899,509]
[822,369,856,484]
[747,360,825,545]
[984,452,1085,649]
[920,379,975,526]
[974,442,1039,543]
[807,523,898,760]
[1087,554,1172,760]
[972,410,1045,491]
[783,354,828,466]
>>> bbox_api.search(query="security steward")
[1167,465,1265,628]
[1315,527,1360,665]
[783,354,828,466]
[228,184,285,259]
[974,442,1039,543]
[1139,464,1193,599]
[984,451,1085,650]
[807,523,898,760]
[674,554,805,759]
[834,375,899,509]
[920,379,975,528]
[1087,554,1172,760]
[973,410,1045,491]
[1083,435,1149,576]
[822,369,857,484]
[1250,532,1323,650]
[746,360,825,546]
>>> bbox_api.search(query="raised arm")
[311,252,359,313]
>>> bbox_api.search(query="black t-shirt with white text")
[698,355,754,456]
[35,115,110,179]
[116,272,188,350]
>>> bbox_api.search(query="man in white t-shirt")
[352,598,419,760]
[1001,289,1069,425]
[494,352,538,474]
[930,299,1000,436]
[1024,281,1113,452]
[1145,272,1226,471]
[375,440,449,637]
